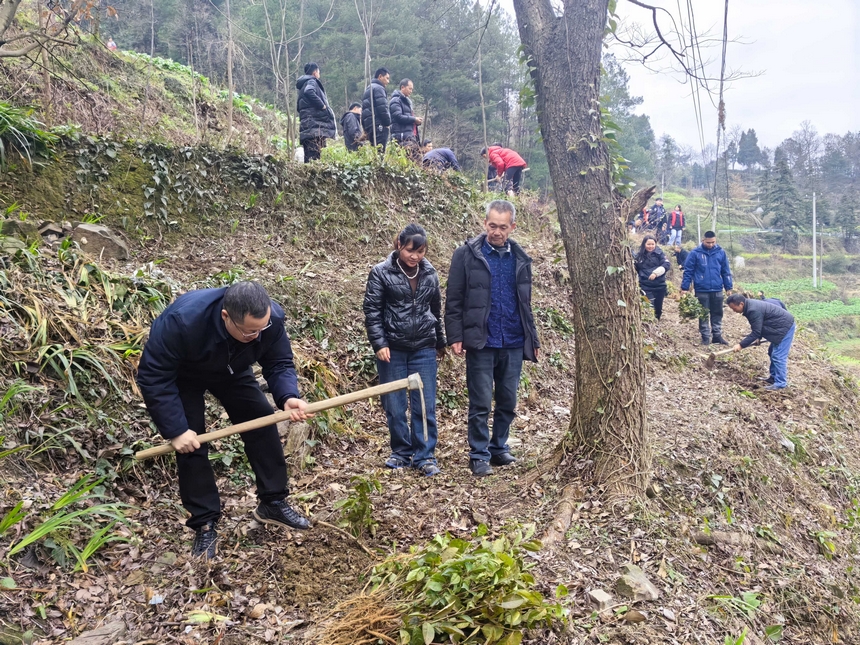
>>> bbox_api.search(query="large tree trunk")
[512,0,649,499]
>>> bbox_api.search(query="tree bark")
[511,0,649,499]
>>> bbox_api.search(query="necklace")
[397,259,419,279]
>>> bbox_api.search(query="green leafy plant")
[8,475,132,572]
[709,591,761,620]
[679,294,709,321]
[334,475,382,538]
[724,628,748,645]
[811,530,838,559]
[0,102,58,168]
[372,525,565,644]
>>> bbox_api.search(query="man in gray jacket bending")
[726,294,796,391]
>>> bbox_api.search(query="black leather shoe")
[192,522,218,559]
[757,376,775,384]
[253,500,311,530]
[701,338,710,347]
[469,459,493,477]
[712,336,730,345]
[490,452,517,467]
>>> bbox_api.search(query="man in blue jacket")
[137,282,312,558]
[422,140,461,172]
[727,294,796,391]
[681,230,733,346]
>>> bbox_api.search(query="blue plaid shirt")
[482,239,524,348]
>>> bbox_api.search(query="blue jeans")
[465,347,523,462]
[377,348,438,466]
[669,228,683,246]
[769,324,795,388]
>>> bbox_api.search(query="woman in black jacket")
[634,235,671,320]
[363,224,446,476]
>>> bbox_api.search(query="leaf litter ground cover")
[2,204,860,645]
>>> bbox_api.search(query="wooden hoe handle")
[134,373,423,461]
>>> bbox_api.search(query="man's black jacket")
[361,79,391,133]
[295,75,336,140]
[136,288,299,439]
[363,253,445,353]
[390,90,418,140]
[739,298,795,348]
[341,111,362,151]
[444,234,540,362]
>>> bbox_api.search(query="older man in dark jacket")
[727,294,796,391]
[390,78,422,153]
[137,282,313,558]
[445,199,540,477]
[361,67,391,150]
[295,62,336,162]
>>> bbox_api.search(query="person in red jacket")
[668,205,685,246]
[481,145,528,195]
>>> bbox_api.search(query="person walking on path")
[481,145,528,195]
[444,199,540,477]
[668,205,685,246]
[362,67,392,150]
[681,231,733,346]
[136,282,313,559]
[634,235,671,320]
[727,294,796,391]
[363,224,446,477]
[295,62,337,162]
[341,102,363,152]
[390,78,423,155]
[648,198,668,244]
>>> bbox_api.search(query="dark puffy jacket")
[648,204,667,228]
[390,90,418,140]
[681,243,733,292]
[361,79,390,133]
[634,247,671,290]
[423,148,461,171]
[136,288,299,439]
[444,234,540,362]
[673,248,689,271]
[295,75,336,140]
[363,253,445,353]
[341,111,362,151]
[739,298,795,348]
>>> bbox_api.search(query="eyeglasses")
[233,319,272,338]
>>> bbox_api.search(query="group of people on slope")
[296,64,528,193]
[634,229,796,393]
[136,200,539,558]
[633,197,686,246]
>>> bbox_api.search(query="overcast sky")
[496,0,859,154]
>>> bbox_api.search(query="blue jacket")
[423,148,461,171]
[136,288,300,439]
[681,243,733,292]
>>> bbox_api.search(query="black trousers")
[696,291,725,341]
[504,166,525,194]
[641,284,666,320]
[175,369,288,528]
[301,137,326,162]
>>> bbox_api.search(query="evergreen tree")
[737,129,763,170]
[835,191,858,249]
[762,158,802,251]
[601,55,654,180]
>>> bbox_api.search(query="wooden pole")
[135,373,423,460]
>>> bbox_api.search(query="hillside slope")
[1,46,860,645]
